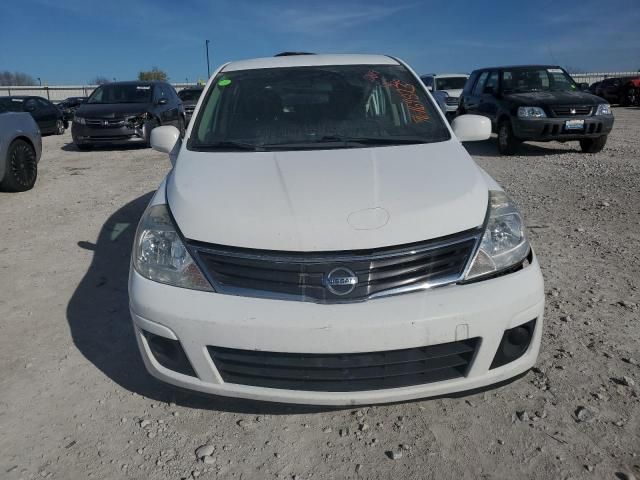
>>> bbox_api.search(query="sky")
[1,0,639,85]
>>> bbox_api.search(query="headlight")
[465,191,530,280]
[595,103,612,116]
[74,116,86,125]
[133,204,213,291]
[128,112,150,127]
[517,106,546,118]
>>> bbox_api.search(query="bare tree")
[138,67,168,81]
[91,76,111,85]
[0,71,37,86]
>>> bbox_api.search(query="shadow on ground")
[61,142,149,152]
[67,193,530,414]
[463,138,577,157]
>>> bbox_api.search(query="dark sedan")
[72,81,185,150]
[0,96,66,135]
[57,96,88,121]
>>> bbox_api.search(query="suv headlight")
[517,106,546,118]
[74,116,86,125]
[595,103,612,116]
[465,191,530,280]
[133,204,213,291]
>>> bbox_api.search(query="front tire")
[580,135,607,154]
[0,139,38,192]
[55,119,65,135]
[497,120,520,155]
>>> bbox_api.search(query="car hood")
[441,88,463,98]
[506,90,603,106]
[167,140,489,251]
[75,103,150,118]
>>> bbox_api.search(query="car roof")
[222,54,399,72]
[97,81,163,86]
[473,65,563,72]
[0,95,44,100]
[423,73,469,78]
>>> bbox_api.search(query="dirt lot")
[1,108,639,480]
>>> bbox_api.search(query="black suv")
[72,81,185,150]
[459,65,614,155]
[177,86,203,123]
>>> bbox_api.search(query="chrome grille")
[189,229,480,303]
[551,105,592,117]
[85,118,126,127]
[445,96,460,106]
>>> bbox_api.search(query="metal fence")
[1,72,639,102]
[0,83,200,102]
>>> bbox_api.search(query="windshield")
[178,89,203,101]
[501,68,578,93]
[87,84,153,104]
[435,77,467,91]
[189,65,449,151]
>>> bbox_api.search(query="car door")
[477,70,500,125]
[23,98,50,133]
[36,98,59,132]
[463,71,489,115]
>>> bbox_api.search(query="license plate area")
[565,119,585,130]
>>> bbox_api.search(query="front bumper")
[71,122,147,145]
[129,254,545,405]
[513,115,614,141]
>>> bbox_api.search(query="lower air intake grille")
[207,339,479,392]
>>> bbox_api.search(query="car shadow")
[66,192,333,414]
[67,193,531,414]
[463,138,577,158]
[61,142,149,152]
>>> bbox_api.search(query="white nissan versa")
[129,54,545,405]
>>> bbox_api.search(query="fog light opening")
[490,319,536,370]
[143,330,196,377]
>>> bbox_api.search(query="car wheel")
[76,143,93,151]
[497,120,520,155]
[0,139,38,192]
[580,135,608,154]
[55,119,65,135]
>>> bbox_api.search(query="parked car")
[177,87,204,123]
[459,65,614,154]
[129,53,544,405]
[596,76,640,105]
[0,96,67,135]
[57,96,88,121]
[72,81,185,150]
[587,81,601,96]
[0,102,42,191]
[420,73,469,116]
[622,77,640,106]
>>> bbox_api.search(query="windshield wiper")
[191,140,264,151]
[263,136,430,149]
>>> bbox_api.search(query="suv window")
[435,77,467,91]
[484,71,499,94]
[178,89,203,101]
[35,98,51,109]
[190,65,450,151]
[472,72,489,96]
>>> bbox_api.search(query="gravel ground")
[1,108,639,480]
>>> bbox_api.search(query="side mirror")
[151,125,180,154]
[451,114,491,142]
[157,98,168,105]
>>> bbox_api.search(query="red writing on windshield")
[363,70,380,82]
[383,79,430,123]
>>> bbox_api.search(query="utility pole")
[205,39,211,78]
[37,77,42,86]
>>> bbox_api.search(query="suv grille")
[207,338,479,392]
[189,229,480,303]
[551,105,592,117]
[85,118,126,127]
[445,96,460,106]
